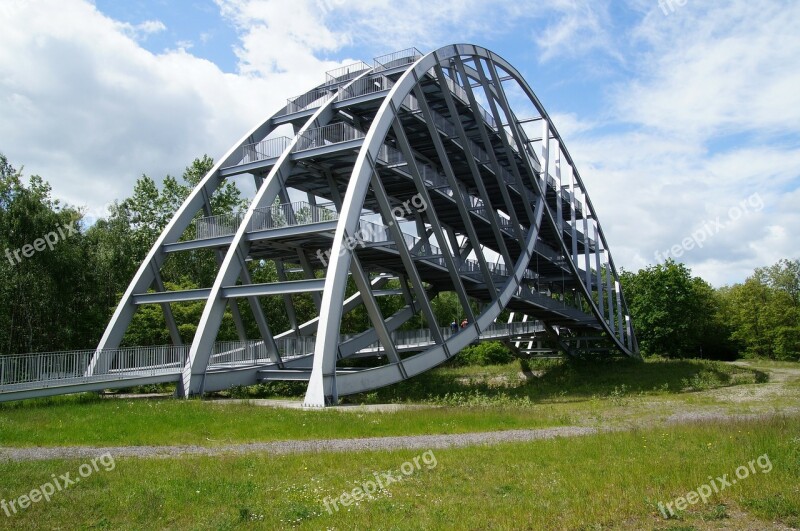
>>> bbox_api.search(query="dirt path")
[2,411,797,463]
[0,426,600,462]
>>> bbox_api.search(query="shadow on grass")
[342,358,769,405]
[0,391,106,410]
[0,359,770,409]
[0,384,178,411]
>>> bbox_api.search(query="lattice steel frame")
[90,44,639,407]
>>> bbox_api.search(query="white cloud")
[0,0,795,287]
[116,19,167,42]
[548,112,598,140]
[535,0,800,285]
[532,0,618,62]
[216,0,346,76]
[215,0,616,72]
[0,0,294,216]
[621,1,800,140]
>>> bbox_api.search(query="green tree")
[0,154,94,353]
[111,157,253,344]
[719,259,800,360]
[620,260,729,358]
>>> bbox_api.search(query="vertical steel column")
[593,224,605,319]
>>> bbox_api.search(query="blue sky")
[94,1,241,71]
[0,0,798,286]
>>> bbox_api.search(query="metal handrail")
[376,144,407,166]
[241,136,292,164]
[0,345,187,388]
[402,84,519,165]
[286,87,335,114]
[194,202,338,240]
[373,48,423,71]
[336,74,394,101]
[0,317,549,390]
[292,122,365,152]
[354,219,390,244]
[325,61,371,85]
[361,320,545,351]
[440,74,497,129]
[196,212,246,240]
[250,201,339,232]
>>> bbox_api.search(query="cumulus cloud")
[0,0,795,285]
[0,0,292,216]
[621,1,800,140]
[116,19,167,42]
[566,0,800,284]
[532,0,619,62]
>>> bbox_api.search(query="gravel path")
[0,426,599,462]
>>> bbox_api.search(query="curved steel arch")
[305,44,639,405]
[93,43,639,406]
[88,100,285,376]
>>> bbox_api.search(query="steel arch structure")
[89,44,639,407]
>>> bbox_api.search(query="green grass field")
[0,417,797,529]
[0,358,767,447]
[1,357,797,529]
[0,397,574,448]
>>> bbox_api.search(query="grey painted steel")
[0,320,545,401]
[60,42,639,407]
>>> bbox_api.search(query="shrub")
[452,341,516,366]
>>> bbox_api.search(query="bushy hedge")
[451,341,517,366]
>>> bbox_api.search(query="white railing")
[355,219,390,243]
[325,61,371,85]
[373,48,423,72]
[376,144,407,166]
[208,336,317,365]
[441,74,497,129]
[0,318,548,392]
[376,144,471,203]
[196,212,246,240]
[501,126,520,154]
[0,345,187,389]
[250,201,338,232]
[276,336,317,360]
[481,320,545,338]
[0,350,91,387]
[401,85,521,166]
[194,202,338,240]
[359,320,545,351]
[104,345,186,373]
[471,209,517,234]
[0,317,550,392]
[336,74,393,101]
[353,218,445,257]
[401,93,421,113]
[286,87,335,114]
[210,341,269,366]
[514,282,568,304]
[372,147,544,268]
[241,136,292,164]
[422,104,492,164]
[292,122,365,152]
[353,219,438,257]
[561,189,585,216]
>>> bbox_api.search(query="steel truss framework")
[89,44,640,407]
